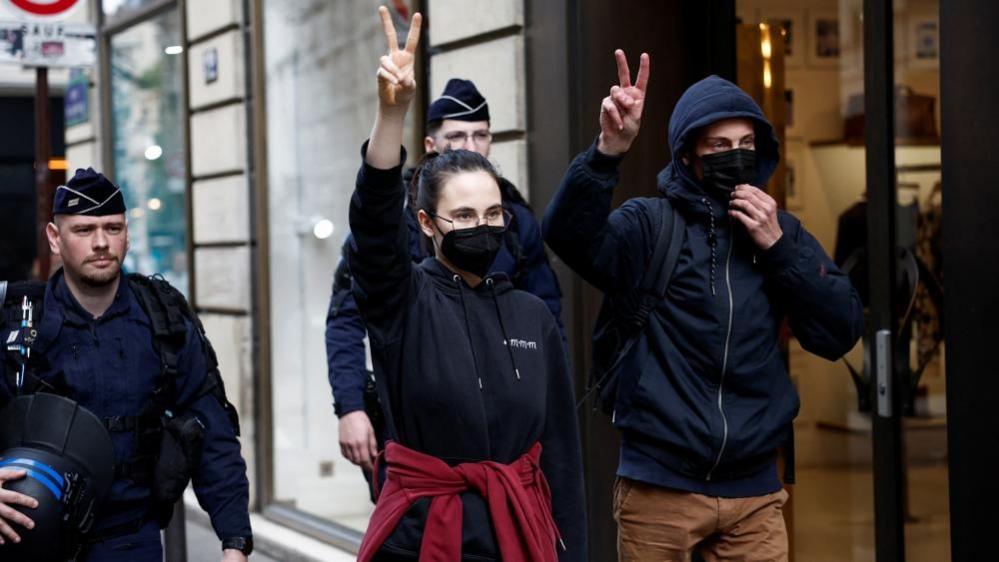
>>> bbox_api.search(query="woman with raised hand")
[347,6,585,562]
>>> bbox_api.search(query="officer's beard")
[79,253,122,287]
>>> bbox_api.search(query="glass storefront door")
[735,1,946,560]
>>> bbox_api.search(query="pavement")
[178,493,356,562]
[183,516,279,562]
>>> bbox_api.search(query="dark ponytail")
[409,149,502,217]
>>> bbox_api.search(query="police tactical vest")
[1,273,240,526]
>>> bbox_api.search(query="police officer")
[327,78,565,478]
[0,168,253,561]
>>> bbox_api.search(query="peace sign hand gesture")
[376,6,422,110]
[597,50,650,156]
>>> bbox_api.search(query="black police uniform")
[0,169,253,561]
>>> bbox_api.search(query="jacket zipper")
[706,226,735,481]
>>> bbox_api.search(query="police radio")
[1,282,115,560]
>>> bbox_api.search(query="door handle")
[875,329,893,418]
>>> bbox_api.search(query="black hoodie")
[347,144,586,561]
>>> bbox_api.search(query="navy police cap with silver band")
[427,78,490,124]
[52,167,126,216]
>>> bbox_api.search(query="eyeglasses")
[441,130,493,146]
[433,208,513,230]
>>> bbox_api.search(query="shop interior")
[736,1,946,560]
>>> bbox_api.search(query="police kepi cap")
[52,167,126,216]
[427,78,490,124]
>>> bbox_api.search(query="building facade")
[35,0,998,560]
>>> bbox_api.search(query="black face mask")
[437,223,505,279]
[700,148,758,196]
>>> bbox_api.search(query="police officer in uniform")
[0,168,253,561]
[327,79,565,480]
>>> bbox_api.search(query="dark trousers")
[81,521,162,562]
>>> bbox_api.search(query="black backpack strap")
[641,200,677,292]
[646,199,685,300]
[128,274,240,430]
[119,275,243,485]
[128,275,187,408]
[628,198,685,328]
[118,275,185,483]
[578,198,686,411]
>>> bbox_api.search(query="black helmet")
[0,393,115,561]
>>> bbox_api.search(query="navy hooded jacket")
[543,75,864,497]
[0,269,251,542]
[347,144,585,561]
[327,178,565,419]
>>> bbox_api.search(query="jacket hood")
[656,75,780,207]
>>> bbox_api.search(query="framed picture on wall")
[908,14,939,68]
[763,10,804,67]
[808,10,841,67]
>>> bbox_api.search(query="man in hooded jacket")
[543,52,864,561]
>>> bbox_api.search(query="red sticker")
[9,0,81,16]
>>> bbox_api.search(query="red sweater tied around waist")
[357,441,565,562]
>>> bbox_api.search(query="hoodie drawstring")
[486,278,522,381]
[702,197,719,296]
[454,274,484,390]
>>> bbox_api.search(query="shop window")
[108,9,188,293]
[262,0,422,536]
[103,0,162,20]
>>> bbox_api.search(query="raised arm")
[347,7,423,346]
[543,50,654,291]
[596,49,650,157]
[366,6,421,168]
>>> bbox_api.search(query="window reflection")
[102,0,160,20]
[109,10,188,293]
[263,0,421,534]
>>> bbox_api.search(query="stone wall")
[184,0,258,506]
[427,0,529,197]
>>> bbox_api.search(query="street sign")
[1,0,84,19]
[0,20,95,67]
[64,67,87,126]
[202,47,218,84]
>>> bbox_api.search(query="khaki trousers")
[614,477,789,562]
